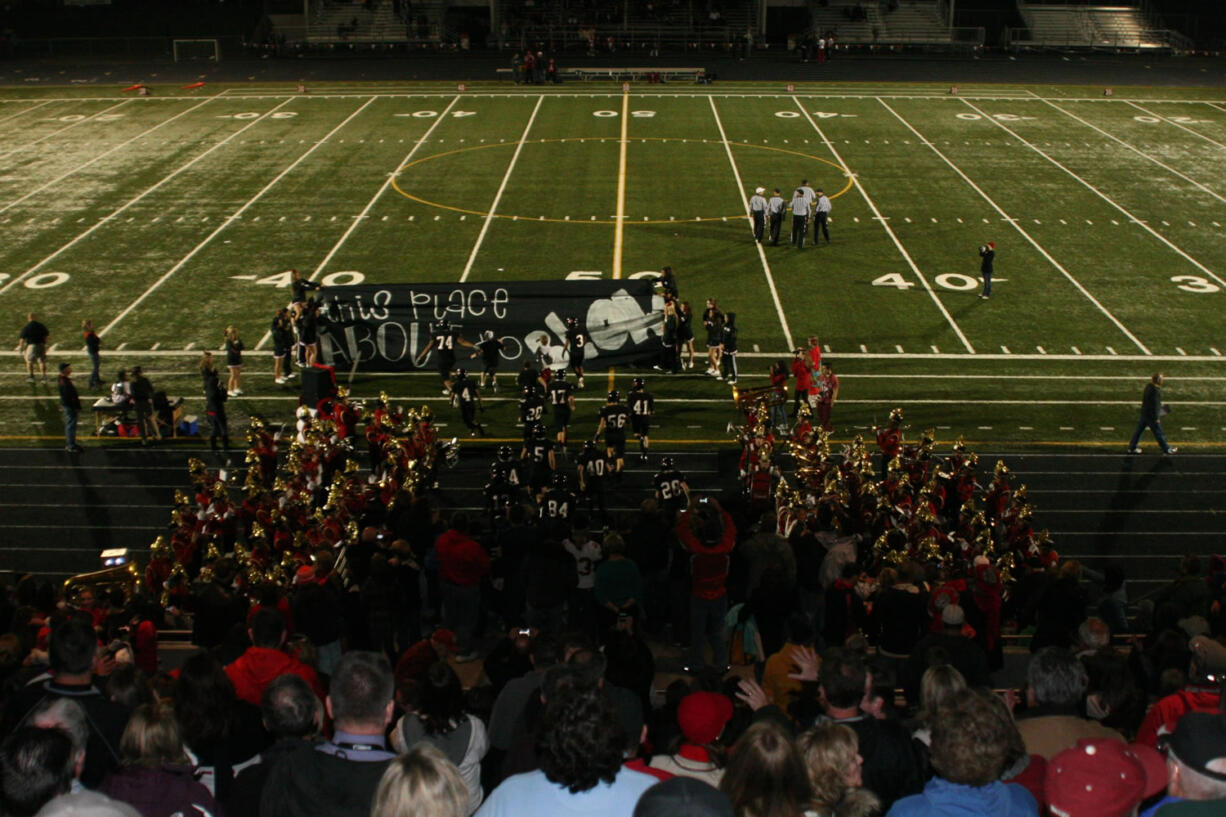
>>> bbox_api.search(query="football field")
[0,80,1223,448]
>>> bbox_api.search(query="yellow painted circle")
[389,136,854,225]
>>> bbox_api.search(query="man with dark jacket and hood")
[226,674,321,817]
[719,313,738,385]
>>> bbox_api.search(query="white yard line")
[612,89,630,280]
[0,100,52,126]
[255,96,463,351]
[0,97,296,297]
[793,96,975,354]
[102,98,378,336]
[0,97,220,216]
[1125,101,1226,151]
[960,98,1226,290]
[878,98,1150,355]
[708,96,794,350]
[0,99,132,163]
[1043,99,1226,203]
[458,95,545,283]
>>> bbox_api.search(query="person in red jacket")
[1135,635,1225,747]
[225,608,324,706]
[790,348,813,422]
[675,497,737,675]
[434,513,491,661]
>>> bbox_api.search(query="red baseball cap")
[431,628,459,653]
[1046,739,1167,817]
[677,692,733,746]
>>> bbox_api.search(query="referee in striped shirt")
[749,187,768,243]
[789,188,810,249]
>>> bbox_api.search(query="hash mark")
[1060,426,1074,431]
[1001,345,1010,354]
[895,344,904,353]
[1071,346,1081,355]
[1176,347,1186,355]
[859,344,867,353]
[1106,346,1117,355]
[1037,346,1046,354]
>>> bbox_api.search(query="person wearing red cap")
[979,242,996,299]
[394,628,460,688]
[648,691,733,786]
[1046,739,1167,817]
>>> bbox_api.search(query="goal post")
[172,38,221,63]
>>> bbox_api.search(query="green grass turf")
[0,81,1222,449]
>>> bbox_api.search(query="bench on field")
[92,396,184,437]
[495,66,706,82]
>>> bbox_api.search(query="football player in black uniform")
[629,376,655,463]
[519,384,546,445]
[494,444,525,493]
[472,330,504,392]
[576,439,613,523]
[654,456,690,521]
[547,368,576,449]
[484,463,516,521]
[450,367,486,436]
[521,421,556,499]
[595,389,630,475]
[539,471,575,531]
[414,318,474,396]
[562,316,588,389]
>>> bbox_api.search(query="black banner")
[318,280,666,372]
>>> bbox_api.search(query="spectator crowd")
[5,330,1226,817]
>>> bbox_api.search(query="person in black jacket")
[201,352,229,451]
[1127,372,1176,455]
[129,365,157,445]
[58,362,84,453]
[719,313,739,385]
[226,674,321,817]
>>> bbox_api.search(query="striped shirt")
[749,194,768,213]
[815,194,831,214]
[790,193,810,216]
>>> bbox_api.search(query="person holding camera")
[675,496,737,675]
[979,241,995,299]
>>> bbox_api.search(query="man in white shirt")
[789,188,811,249]
[813,188,832,245]
[748,187,768,243]
[767,189,786,245]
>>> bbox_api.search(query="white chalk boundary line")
[0,96,219,216]
[793,96,975,354]
[1124,100,1226,151]
[0,99,132,164]
[877,98,1151,355]
[0,97,296,297]
[123,91,1226,102]
[254,96,463,351]
[459,95,546,283]
[102,97,378,336]
[0,99,51,126]
[1042,99,1226,204]
[960,98,1226,290]
[709,95,795,350]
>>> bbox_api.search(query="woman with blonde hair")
[370,744,467,817]
[910,664,967,748]
[797,723,880,817]
[719,720,811,817]
[100,702,221,817]
[223,325,244,396]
